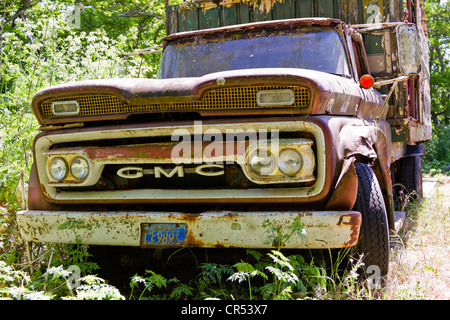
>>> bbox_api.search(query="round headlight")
[248,149,275,176]
[49,157,68,182]
[278,148,303,176]
[70,157,90,181]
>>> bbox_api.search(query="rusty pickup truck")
[17,0,431,277]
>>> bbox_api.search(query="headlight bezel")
[46,155,91,184]
[244,139,315,184]
[51,100,80,116]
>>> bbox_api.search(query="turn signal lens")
[256,89,295,106]
[359,74,375,89]
[51,100,80,116]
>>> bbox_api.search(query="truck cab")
[17,0,431,278]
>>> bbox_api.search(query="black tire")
[398,155,423,200]
[353,163,390,277]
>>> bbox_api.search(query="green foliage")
[129,270,193,300]
[56,220,100,276]
[69,275,125,300]
[1,261,124,300]
[125,218,377,300]
[263,216,307,250]
[1,0,165,115]
[423,0,450,126]
[197,262,234,298]
[422,124,450,174]
[0,109,36,210]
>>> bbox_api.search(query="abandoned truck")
[17,0,431,277]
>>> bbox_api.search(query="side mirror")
[396,24,421,75]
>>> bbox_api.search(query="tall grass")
[385,175,449,299]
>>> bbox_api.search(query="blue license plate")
[140,223,187,247]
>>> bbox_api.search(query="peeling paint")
[21,0,432,255]
[17,210,361,249]
[254,0,282,14]
[32,120,328,204]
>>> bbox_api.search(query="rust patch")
[325,157,358,210]
[342,212,362,247]
[40,184,51,198]
[184,226,205,247]
[176,213,202,222]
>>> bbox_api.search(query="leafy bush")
[1,7,159,114]
[422,125,450,174]
[0,109,37,211]
[0,0,170,301]
[124,218,379,300]
[0,1,166,272]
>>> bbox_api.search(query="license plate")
[140,223,187,248]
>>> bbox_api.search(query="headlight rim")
[69,156,90,181]
[243,138,316,185]
[247,148,276,177]
[48,157,68,182]
[277,148,303,177]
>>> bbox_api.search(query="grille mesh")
[41,86,310,119]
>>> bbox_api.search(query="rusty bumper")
[17,210,361,249]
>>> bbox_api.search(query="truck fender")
[325,157,358,211]
[28,163,57,211]
[333,122,395,229]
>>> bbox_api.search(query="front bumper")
[17,210,361,249]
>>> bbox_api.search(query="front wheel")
[353,163,390,277]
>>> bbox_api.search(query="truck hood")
[32,68,384,126]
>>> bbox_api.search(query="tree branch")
[8,0,42,27]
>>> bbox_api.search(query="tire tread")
[353,163,390,276]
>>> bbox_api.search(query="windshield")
[158,27,350,78]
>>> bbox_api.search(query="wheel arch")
[335,122,395,230]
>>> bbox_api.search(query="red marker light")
[360,74,375,89]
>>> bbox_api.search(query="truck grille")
[100,164,228,190]
[41,85,310,119]
[36,120,326,203]
[58,163,312,193]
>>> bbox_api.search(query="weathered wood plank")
[165,0,406,34]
